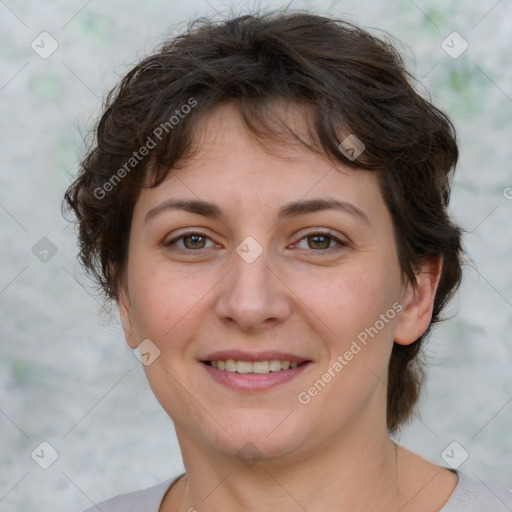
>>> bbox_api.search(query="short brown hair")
[62,9,465,435]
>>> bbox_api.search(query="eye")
[293,230,347,252]
[164,230,347,253]
[165,231,216,251]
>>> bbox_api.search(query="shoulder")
[440,471,512,512]
[81,478,175,512]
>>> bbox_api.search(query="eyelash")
[164,230,347,254]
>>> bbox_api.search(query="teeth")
[208,359,302,373]
[269,360,283,371]
[225,360,237,372]
[237,361,253,373]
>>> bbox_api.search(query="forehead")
[134,101,386,222]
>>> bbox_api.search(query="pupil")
[310,235,329,249]
[187,235,204,248]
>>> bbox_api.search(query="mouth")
[201,359,311,373]
[199,354,314,391]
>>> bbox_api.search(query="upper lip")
[201,350,311,364]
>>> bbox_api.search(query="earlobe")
[393,256,443,346]
[118,285,139,349]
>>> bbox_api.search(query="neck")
[165,422,408,511]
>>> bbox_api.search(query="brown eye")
[294,231,346,252]
[165,232,214,251]
[307,234,331,250]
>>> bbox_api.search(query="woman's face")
[119,101,427,462]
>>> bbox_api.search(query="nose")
[214,239,291,332]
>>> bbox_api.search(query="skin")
[118,100,458,511]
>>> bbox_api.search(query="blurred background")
[0,0,511,510]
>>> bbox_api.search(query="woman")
[63,10,512,512]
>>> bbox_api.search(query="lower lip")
[200,361,313,391]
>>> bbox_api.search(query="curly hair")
[62,9,466,435]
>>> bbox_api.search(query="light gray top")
[82,470,512,511]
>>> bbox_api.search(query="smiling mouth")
[202,360,311,373]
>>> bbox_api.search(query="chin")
[206,411,313,462]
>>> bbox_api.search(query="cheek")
[128,261,213,347]
[300,265,401,389]
[303,260,400,336]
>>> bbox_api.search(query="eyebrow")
[144,197,371,226]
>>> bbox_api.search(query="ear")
[118,283,139,350]
[394,256,443,346]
